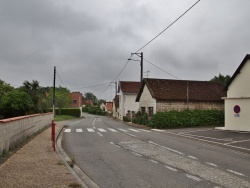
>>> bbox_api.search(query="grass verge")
[54,115,78,121]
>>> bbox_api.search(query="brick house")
[70,92,83,108]
[136,78,225,117]
[106,102,113,112]
[117,81,142,120]
[222,54,250,131]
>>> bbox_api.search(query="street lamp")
[128,52,143,82]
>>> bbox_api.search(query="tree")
[0,79,14,100]
[210,73,231,86]
[0,90,34,118]
[84,92,98,105]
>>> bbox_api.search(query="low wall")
[0,113,53,154]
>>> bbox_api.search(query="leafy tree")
[0,79,14,100]
[210,73,231,86]
[0,90,34,118]
[84,92,98,105]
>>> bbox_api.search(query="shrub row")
[82,106,107,116]
[132,112,148,125]
[148,110,224,129]
[55,108,81,117]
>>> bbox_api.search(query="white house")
[222,54,250,131]
[136,78,225,117]
[117,81,141,120]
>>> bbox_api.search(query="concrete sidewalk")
[0,124,80,188]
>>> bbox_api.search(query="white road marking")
[132,152,142,157]
[139,129,151,132]
[64,129,71,133]
[206,162,218,167]
[149,159,158,164]
[188,155,197,160]
[76,129,83,133]
[108,128,118,132]
[110,142,114,145]
[177,129,211,134]
[225,139,250,145]
[183,133,232,142]
[152,129,166,132]
[148,141,184,155]
[93,126,96,129]
[97,132,103,137]
[98,128,107,132]
[227,169,245,176]
[87,128,95,132]
[165,165,178,172]
[186,174,202,182]
[119,129,128,132]
[92,118,96,125]
[129,129,140,132]
[127,133,137,137]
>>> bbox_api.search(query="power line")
[136,0,201,53]
[71,83,110,90]
[143,57,182,80]
[56,71,66,87]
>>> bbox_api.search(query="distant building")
[70,92,83,108]
[136,78,225,117]
[82,100,93,107]
[113,95,120,118]
[222,54,250,131]
[106,102,113,112]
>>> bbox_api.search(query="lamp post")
[128,52,143,82]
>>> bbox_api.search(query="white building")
[117,81,141,120]
[222,54,250,131]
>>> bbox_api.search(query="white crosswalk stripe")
[119,128,128,132]
[139,129,151,132]
[76,129,83,132]
[64,129,71,133]
[98,128,107,132]
[87,128,95,132]
[129,129,140,132]
[108,128,118,132]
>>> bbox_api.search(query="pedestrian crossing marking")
[98,128,106,132]
[87,128,95,132]
[64,128,153,134]
[119,128,128,132]
[129,129,140,132]
[108,128,118,132]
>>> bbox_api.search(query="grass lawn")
[54,115,78,121]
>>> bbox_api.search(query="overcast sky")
[1,0,250,101]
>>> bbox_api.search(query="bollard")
[51,120,56,151]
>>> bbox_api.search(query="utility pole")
[53,66,56,117]
[130,52,143,82]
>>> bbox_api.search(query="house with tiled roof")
[136,78,225,117]
[117,81,142,120]
[222,54,250,131]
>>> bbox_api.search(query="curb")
[56,125,99,188]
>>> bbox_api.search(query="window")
[72,100,77,104]
[141,107,146,114]
[148,107,153,117]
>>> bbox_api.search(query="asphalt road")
[62,114,250,188]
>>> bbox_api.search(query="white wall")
[224,59,250,131]
[224,98,250,131]
[0,113,53,154]
[227,60,250,97]
[139,85,157,114]
[119,92,139,120]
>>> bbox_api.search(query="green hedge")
[55,108,81,117]
[148,110,224,129]
[82,106,107,116]
[132,112,148,125]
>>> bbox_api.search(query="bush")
[123,116,130,122]
[55,108,81,117]
[148,110,224,129]
[132,112,148,125]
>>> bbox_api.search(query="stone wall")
[156,101,224,112]
[0,113,53,154]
